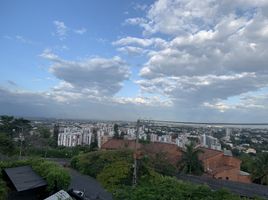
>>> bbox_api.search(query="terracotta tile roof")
[101,139,141,150]
[198,147,223,160]
[102,139,183,165]
[143,142,182,153]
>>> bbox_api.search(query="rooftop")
[4,165,47,192]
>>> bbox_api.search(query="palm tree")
[251,153,268,185]
[178,142,204,175]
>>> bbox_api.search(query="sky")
[1,0,268,122]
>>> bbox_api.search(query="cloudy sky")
[1,0,268,122]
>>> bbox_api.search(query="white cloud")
[113,96,172,107]
[117,46,147,56]
[120,0,267,114]
[0,86,176,120]
[113,36,167,48]
[39,49,60,62]
[74,27,87,35]
[124,17,147,26]
[53,20,68,40]
[133,3,148,11]
[41,50,130,96]
[203,92,268,112]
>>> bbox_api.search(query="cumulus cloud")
[0,86,173,120]
[128,0,268,36]
[117,46,147,56]
[123,0,268,114]
[113,36,167,48]
[203,92,268,113]
[53,20,68,40]
[40,50,130,96]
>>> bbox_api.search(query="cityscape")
[1,0,268,199]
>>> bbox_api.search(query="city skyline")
[1,0,268,122]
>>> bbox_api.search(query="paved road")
[46,158,113,200]
[176,174,268,199]
[67,168,113,200]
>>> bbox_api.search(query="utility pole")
[133,119,140,186]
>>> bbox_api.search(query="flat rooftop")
[4,165,47,192]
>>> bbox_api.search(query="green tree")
[0,133,15,156]
[39,127,51,139]
[90,128,98,151]
[0,115,15,137]
[113,123,120,139]
[142,152,176,176]
[53,124,59,147]
[251,153,268,185]
[240,153,254,173]
[13,118,31,130]
[97,160,132,192]
[178,142,204,175]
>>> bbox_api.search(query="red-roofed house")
[101,139,251,183]
[199,147,251,183]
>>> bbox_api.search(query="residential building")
[101,139,250,183]
[57,126,92,147]
[201,133,221,151]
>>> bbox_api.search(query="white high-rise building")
[176,135,189,148]
[201,133,221,151]
[150,133,158,142]
[58,127,92,147]
[225,128,231,141]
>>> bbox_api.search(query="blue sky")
[1,0,268,122]
[0,0,148,92]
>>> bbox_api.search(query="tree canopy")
[178,142,204,175]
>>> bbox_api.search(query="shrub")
[0,158,71,196]
[32,160,70,191]
[113,174,255,200]
[0,179,8,200]
[97,160,132,192]
[71,150,133,178]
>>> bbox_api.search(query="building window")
[226,177,229,180]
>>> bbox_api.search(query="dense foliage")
[0,115,31,138]
[0,134,15,156]
[178,142,204,175]
[114,174,257,200]
[25,145,92,158]
[251,153,268,185]
[71,150,264,200]
[97,160,132,191]
[239,152,268,185]
[71,150,133,178]
[0,159,70,198]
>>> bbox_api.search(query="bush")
[97,161,132,192]
[0,179,8,200]
[32,160,71,191]
[0,133,15,156]
[0,158,71,196]
[71,150,263,200]
[113,174,254,200]
[71,150,133,178]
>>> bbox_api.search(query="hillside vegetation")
[71,150,263,200]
